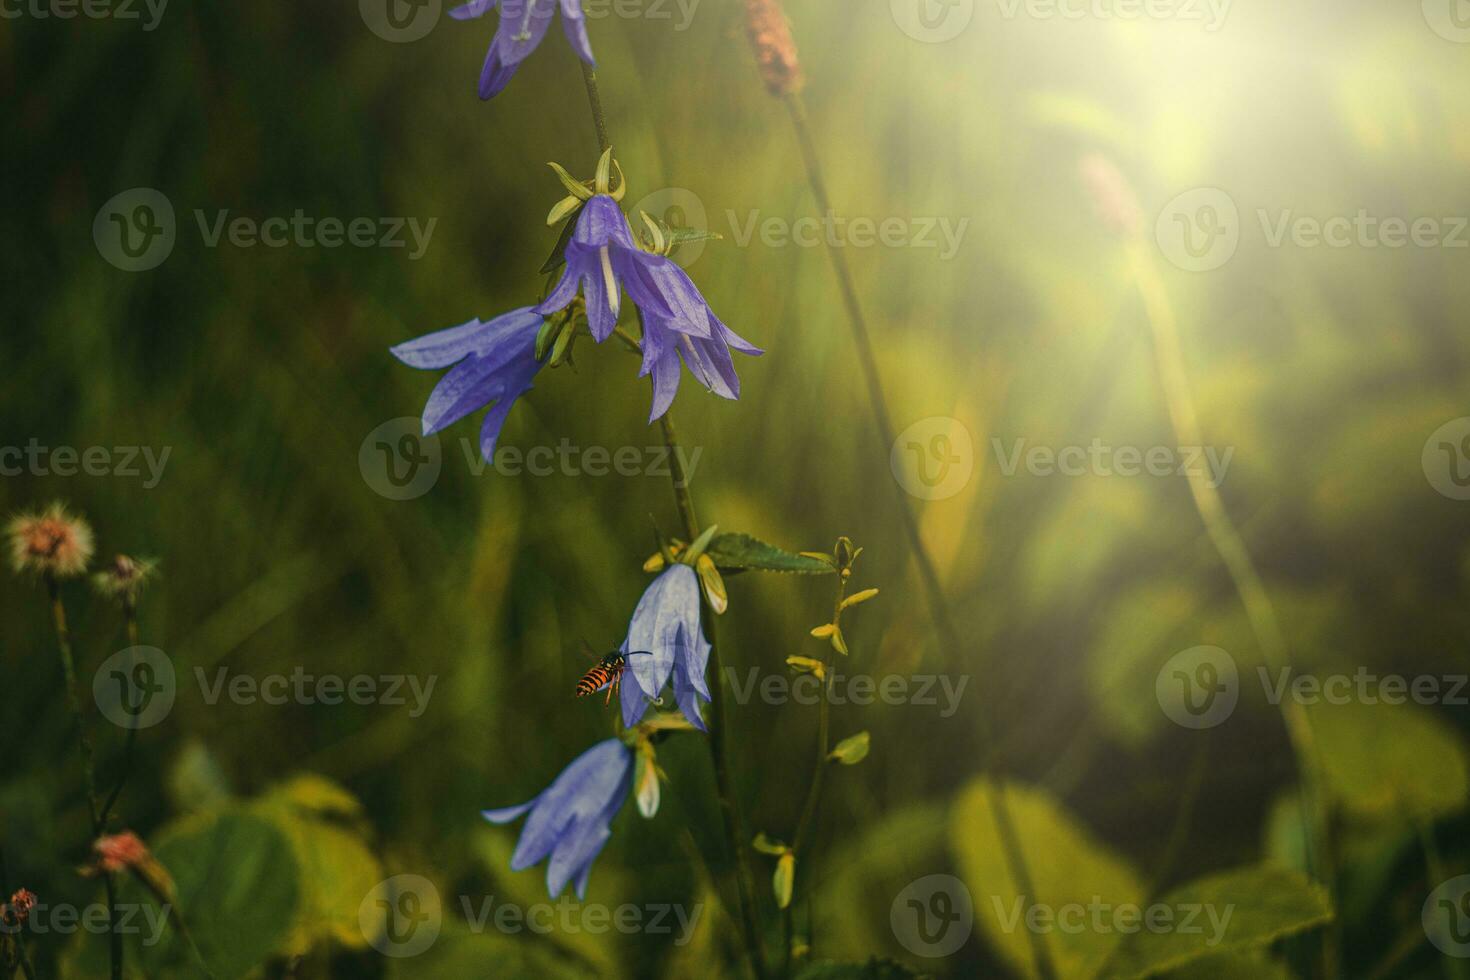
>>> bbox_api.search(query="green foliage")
[1102,866,1333,978]
[951,779,1146,978]
[705,533,837,575]
[794,958,923,980]
[1307,700,1470,820]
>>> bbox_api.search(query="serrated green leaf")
[1103,865,1333,979]
[1306,699,1469,820]
[706,532,836,574]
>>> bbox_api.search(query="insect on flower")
[574,642,652,706]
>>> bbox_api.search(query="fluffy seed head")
[6,503,94,579]
[3,889,36,927]
[93,831,149,874]
[93,554,158,603]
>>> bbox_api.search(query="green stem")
[1126,241,1336,974]
[780,92,1059,980]
[782,571,848,974]
[99,603,140,824]
[572,57,767,979]
[44,576,122,980]
[659,413,769,980]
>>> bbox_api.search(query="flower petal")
[450,0,496,19]
[495,0,557,67]
[559,0,595,64]
[647,346,681,422]
[481,800,535,823]
[712,311,764,356]
[478,42,520,100]
[390,316,489,370]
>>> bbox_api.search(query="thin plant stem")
[659,412,769,980]
[570,60,768,979]
[782,569,848,974]
[1124,239,1336,974]
[43,575,123,980]
[780,92,1060,980]
[100,601,140,824]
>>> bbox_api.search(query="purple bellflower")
[536,194,676,343]
[451,0,594,101]
[482,738,632,899]
[390,305,544,462]
[618,563,712,731]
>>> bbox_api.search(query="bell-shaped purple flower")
[451,0,594,100]
[637,264,763,422]
[536,195,676,343]
[390,305,544,462]
[618,564,712,731]
[482,738,632,899]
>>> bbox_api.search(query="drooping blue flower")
[636,264,764,422]
[618,564,712,731]
[482,738,632,899]
[451,0,594,101]
[390,306,544,462]
[536,195,676,343]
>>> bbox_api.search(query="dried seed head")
[745,0,804,97]
[93,553,158,603]
[2,889,36,927]
[93,831,149,874]
[6,503,95,579]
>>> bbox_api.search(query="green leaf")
[829,731,870,765]
[538,213,578,274]
[1307,699,1469,820]
[705,532,836,574]
[1104,865,1333,979]
[774,853,796,909]
[254,775,382,955]
[386,920,591,980]
[109,809,302,980]
[951,778,1146,979]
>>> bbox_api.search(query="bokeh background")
[3,0,1469,976]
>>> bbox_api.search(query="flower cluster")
[392,150,761,459]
